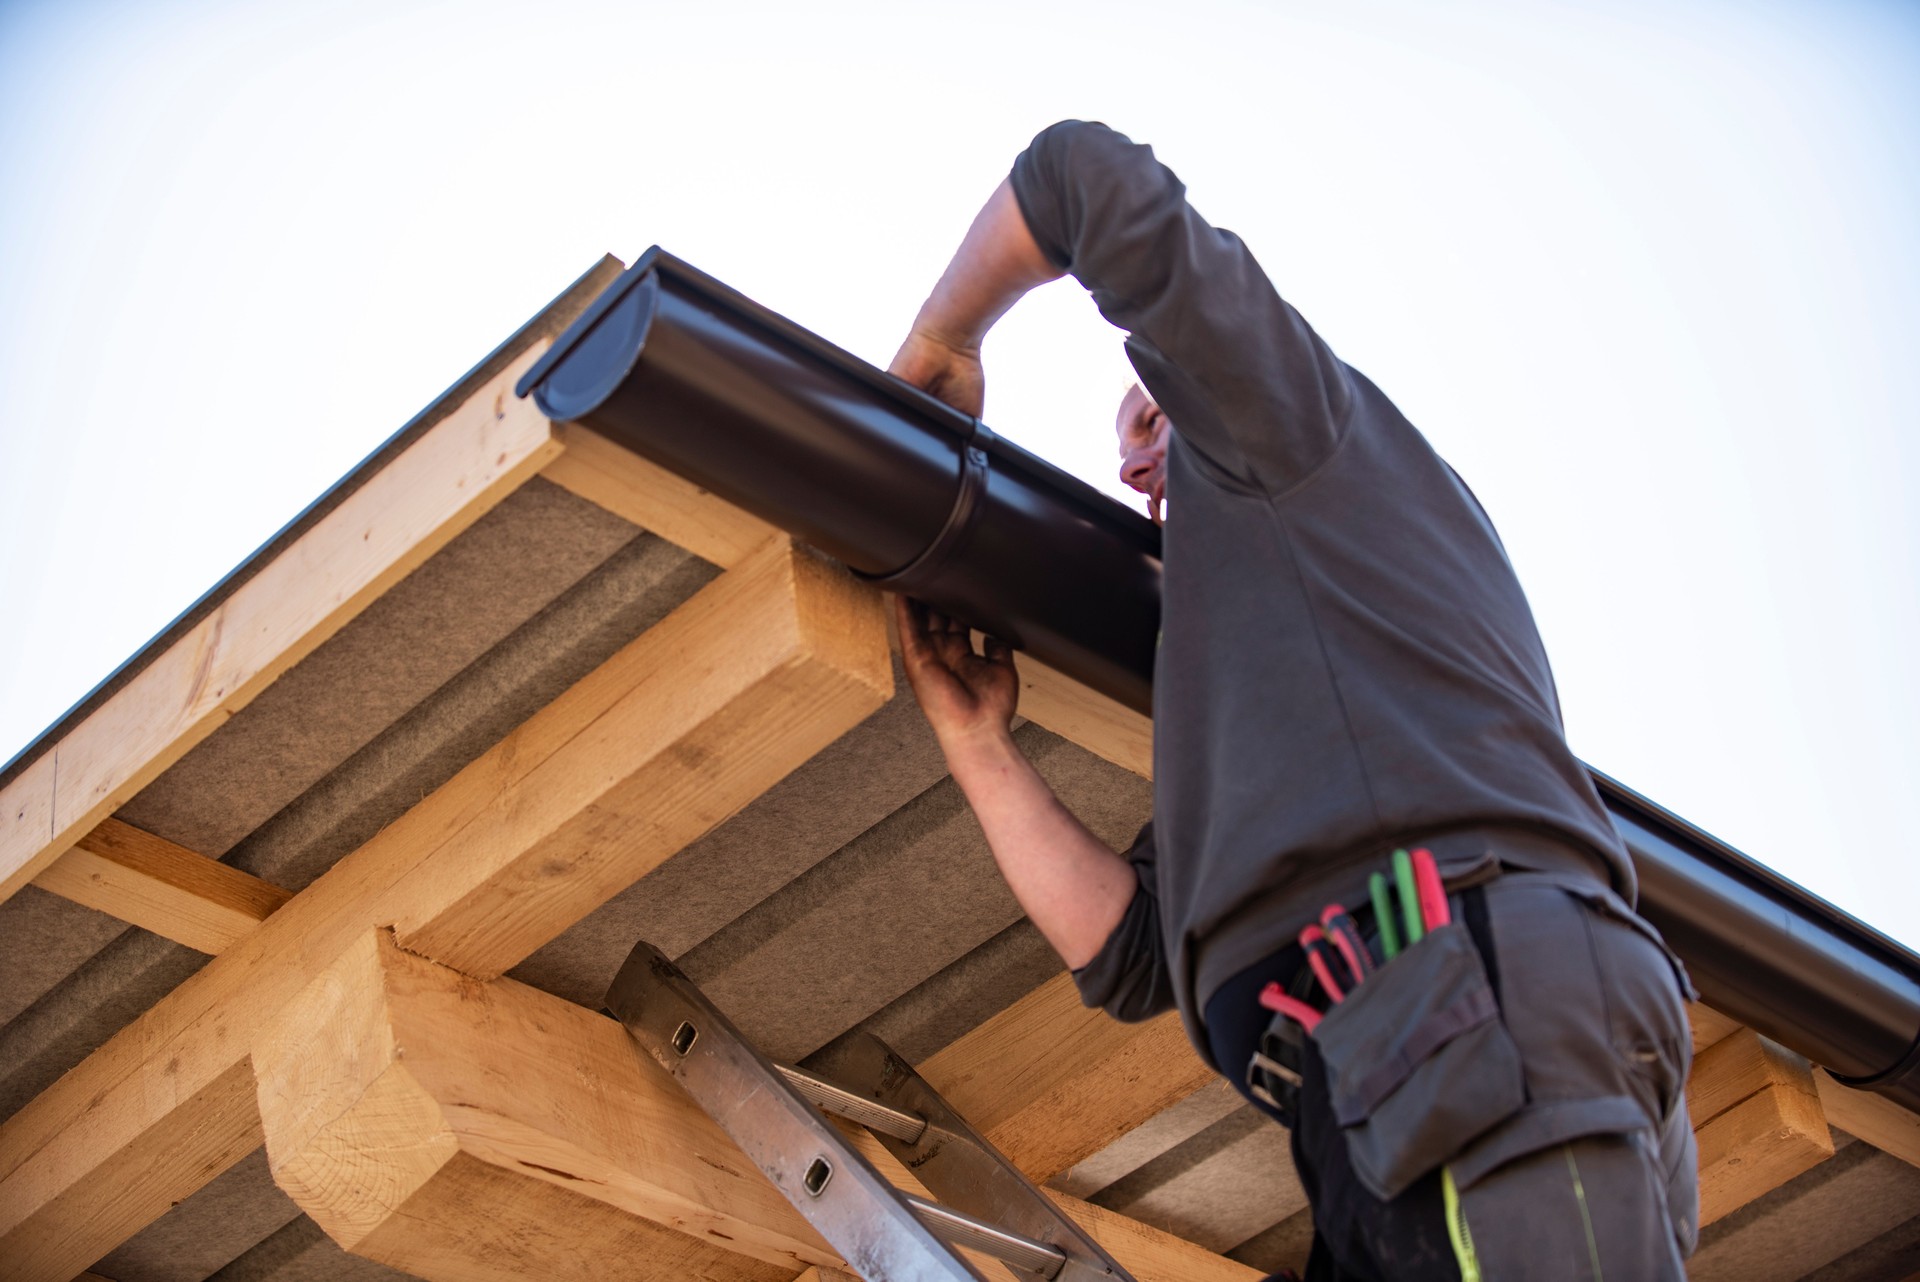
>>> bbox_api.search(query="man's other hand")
[888,330,986,419]
[895,594,1017,749]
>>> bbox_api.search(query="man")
[887,121,1697,1279]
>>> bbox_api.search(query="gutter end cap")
[515,247,665,415]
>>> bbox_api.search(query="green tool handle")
[1369,871,1402,960]
[1394,848,1424,945]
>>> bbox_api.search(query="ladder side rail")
[814,1033,1134,1282]
[605,942,987,1282]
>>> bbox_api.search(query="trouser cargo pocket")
[1314,922,1524,1201]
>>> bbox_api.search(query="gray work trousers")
[1284,869,1699,1279]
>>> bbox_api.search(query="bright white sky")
[2,0,1914,941]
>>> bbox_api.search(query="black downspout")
[520,250,1920,1110]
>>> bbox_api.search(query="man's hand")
[894,594,1132,970]
[895,594,1017,750]
[888,330,985,419]
[886,178,1061,419]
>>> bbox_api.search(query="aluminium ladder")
[605,940,1134,1281]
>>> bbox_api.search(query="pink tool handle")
[1259,982,1322,1032]
[1318,905,1371,980]
[1412,847,1451,929]
[1298,924,1346,1002]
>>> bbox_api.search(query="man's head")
[1116,383,1171,525]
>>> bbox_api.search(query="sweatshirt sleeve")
[1008,120,1354,493]
[1070,822,1176,1022]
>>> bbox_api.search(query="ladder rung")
[908,1194,1067,1279]
[777,1063,928,1143]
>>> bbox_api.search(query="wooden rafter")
[542,421,779,569]
[30,817,289,953]
[0,533,891,1281]
[1815,1070,1920,1170]
[922,973,1213,1183]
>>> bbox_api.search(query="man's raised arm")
[884,176,1141,979]
[887,179,1061,419]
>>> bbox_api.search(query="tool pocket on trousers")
[1559,880,1697,1003]
[1315,923,1524,1201]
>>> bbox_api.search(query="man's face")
[1116,384,1171,525]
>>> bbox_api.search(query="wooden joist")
[0,538,891,1282]
[542,422,779,570]
[921,972,1214,1183]
[30,817,290,953]
[1689,1027,1835,1226]
[0,342,568,908]
[1814,1069,1920,1170]
[253,928,1256,1282]
[1017,657,1152,780]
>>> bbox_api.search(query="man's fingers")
[897,596,998,678]
[896,595,938,668]
[931,626,972,670]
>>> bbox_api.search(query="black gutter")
[1600,771,1920,1108]
[517,249,1163,714]
[521,250,1920,1111]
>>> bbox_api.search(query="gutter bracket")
[1830,1025,1920,1109]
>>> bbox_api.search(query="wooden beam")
[542,422,780,569]
[30,818,289,953]
[255,929,819,1280]
[1689,1027,1835,1226]
[920,973,1215,1183]
[254,928,1253,1282]
[1814,1069,1920,1170]
[0,540,891,1282]
[0,342,564,908]
[382,536,891,977]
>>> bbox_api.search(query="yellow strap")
[1442,1164,1481,1282]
